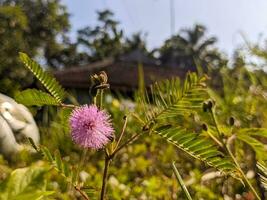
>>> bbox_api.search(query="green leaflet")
[237,128,267,138]
[0,166,54,200]
[15,89,60,106]
[257,162,267,191]
[19,52,65,103]
[237,134,267,161]
[237,128,267,161]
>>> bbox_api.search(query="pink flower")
[69,105,114,149]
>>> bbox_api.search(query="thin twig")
[206,130,224,148]
[210,108,224,141]
[172,162,193,200]
[113,116,128,151]
[60,103,76,109]
[111,132,141,157]
[74,186,90,200]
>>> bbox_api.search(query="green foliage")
[235,128,267,162]
[0,0,71,95]
[15,89,60,106]
[0,166,54,200]
[137,72,237,175]
[138,73,207,123]
[159,24,226,70]
[36,145,77,185]
[19,52,65,103]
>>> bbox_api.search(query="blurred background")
[1,0,267,97]
[1,1,267,199]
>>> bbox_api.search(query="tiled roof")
[54,59,189,91]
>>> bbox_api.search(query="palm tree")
[159,24,226,71]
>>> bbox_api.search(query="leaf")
[137,72,238,176]
[157,126,237,176]
[38,145,77,184]
[0,166,54,200]
[138,72,208,123]
[172,162,193,200]
[237,134,267,161]
[237,128,267,138]
[15,89,60,106]
[19,52,65,103]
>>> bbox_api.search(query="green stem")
[210,108,224,141]
[172,162,193,200]
[113,116,128,151]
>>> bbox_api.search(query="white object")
[0,93,40,157]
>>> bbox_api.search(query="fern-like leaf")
[156,126,237,175]
[15,89,60,106]
[138,73,207,123]
[137,73,238,176]
[19,52,65,103]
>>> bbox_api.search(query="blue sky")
[62,0,267,56]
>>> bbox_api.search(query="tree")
[0,0,71,95]
[77,10,124,62]
[159,24,226,71]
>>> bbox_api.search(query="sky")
[62,0,267,57]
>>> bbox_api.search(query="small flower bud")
[142,125,150,131]
[202,123,208,131]
[203,100,214,112]
[99,71,108,84]
[229,117,235,126]
[207,100,213,110]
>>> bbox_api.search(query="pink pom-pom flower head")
[69,105,114,149]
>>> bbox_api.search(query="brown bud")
[203,100,214,112]
[99,71,108,84]
[202,123,208,131]
[207,100,213,110]
[229,117,235,126]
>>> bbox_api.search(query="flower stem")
[100,154,111,200]
[113,116,128,151]
[112,132,141,156]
